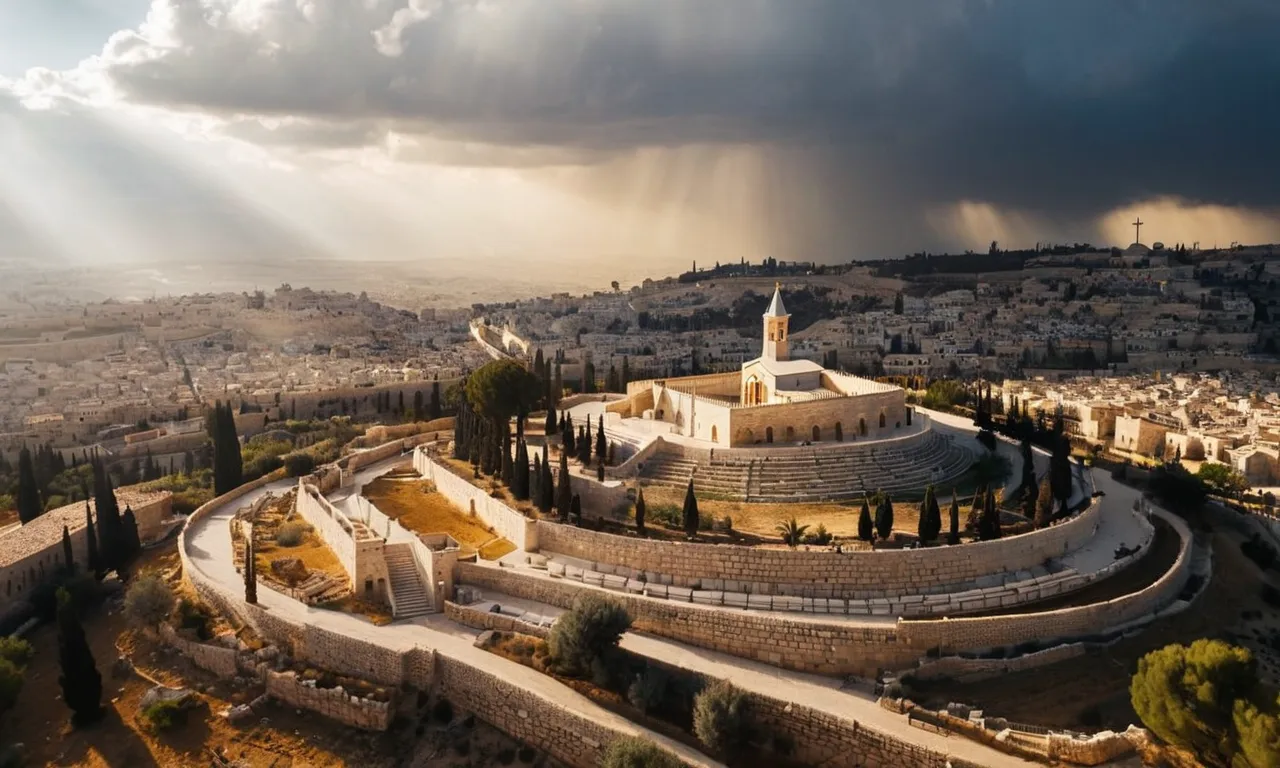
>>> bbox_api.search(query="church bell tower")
[762,283,790,361]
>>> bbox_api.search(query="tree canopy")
[1131,639,1280,768]
[465,359,541,422]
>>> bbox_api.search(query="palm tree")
[776,517,810,548]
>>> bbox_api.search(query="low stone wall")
[907,643,1088,683]
[457,563,919,677]
[898,509,1194,652]
[160,624,239,677]
[294,481,359,580]
[535,500,1104,599]
[345,439,408,473]
[445,600,551,639]
[437,655,674,768]
[414,448,538,551]
[264,669,393,731]
[1047,727,1145,766]
[749,695,948,768]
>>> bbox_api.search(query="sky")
[2,0,1280,296]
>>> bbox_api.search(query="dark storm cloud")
[86,0,1280,222]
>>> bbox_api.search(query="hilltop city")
[0,235,1278,768]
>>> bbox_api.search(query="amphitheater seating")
[639,430,975,501]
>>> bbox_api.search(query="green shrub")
[647,503,681,529]
[693,680,750,755]
[1131,639,1280,766]
[804,523,832,546]
[627,665,669,714]
[547,593,632,678]
[0,658,24,713]
[600,736,682,768]
[283,453,316,478]
[175,599,214,641]
[276,521,308,547]
[142,698,188,730]
[124,574,175,629]
[0,637,33,667]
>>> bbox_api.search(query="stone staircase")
[640,430,974,502]
[386,543,433,618]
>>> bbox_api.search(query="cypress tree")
[530,451,542,505]
[570,493,582,525]
[917,491,931,543]
[122,506,141,562]
[980,490,1002,540]
[682,480,699,538]
[595,415,607,460]
[92,459,124,575]
[1049,433,1073,514]
[515,440,531,500]
[545,403,557,435]
[875,492,894,540]
[858,496,874,542]
[563,414,575,455]
[553,361,562,403]
[430,381,442,419]
[244,538,258,604]
[541,454,555,513]
[635,487,647,535]
[1020,438,1036,494]
[948,493,961,545]
[596,461,605,481]
[84,500,102,579]
[16,446,42,523]
[584,419,594,462]
[57,588,103,726]
[556,452,572,521]
[62,525,75,572]
[501,427,514,486]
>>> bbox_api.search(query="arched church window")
[766,427,774,443]
[879,413,886,429]
[711,425,719,443]
[859,418,867,436]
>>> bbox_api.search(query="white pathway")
[185,476,724,768]
[184,469,1044,767]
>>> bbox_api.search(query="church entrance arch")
[859,418,867,436]
[812,425,821,441]
[878,412,886,429]
[711,425,719,443]
[765,427,774,443]
[835,422,843,441]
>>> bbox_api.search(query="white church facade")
[619,285,911,447]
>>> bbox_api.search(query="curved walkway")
[184,473,1039,767]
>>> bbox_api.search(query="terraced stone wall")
[457,563,918,677]
[897,509,1193,652]
[414,449,539,551]
[535,499,1103,599]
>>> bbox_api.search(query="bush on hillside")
[125,574,175,630]
[693,680,751,756]
[547,593,631,678]
[275,521,309,547]
[600,736,682,768]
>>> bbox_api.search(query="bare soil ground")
[908,504,1280,731]
[363,476,515,560]
[638,485,988,545]
[0,542,555,768]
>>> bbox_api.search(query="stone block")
[747,594,773,611]
[691,590,723,606]
[774,596,803,612]
[602,574,627,591]
[583,571,605,587]
[724,592,749,608]
[547,561,566,578]
[564,565,583,580]
[625,578,646,594]
[594,562,615,575]
[643,585,669,599]
[667,586,693,602]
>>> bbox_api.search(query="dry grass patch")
[317,595,393,625]
[363,476,513,560]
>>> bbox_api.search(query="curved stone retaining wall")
[534,500,1103,599]
[457,563,919,676]
[897,509,1194,652]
